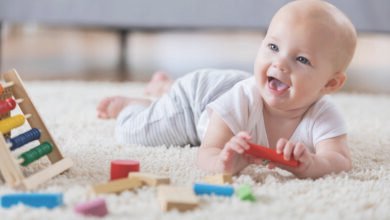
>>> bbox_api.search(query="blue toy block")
[193,183,234,197]
[0,193,63,209]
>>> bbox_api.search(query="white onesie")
[196,76,347,153]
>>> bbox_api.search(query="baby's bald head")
[269,0,357,72]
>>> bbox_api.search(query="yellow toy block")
[157,185,199,212]
[92,178,142,194]
[128,172,170,186]
[203,173,233,185]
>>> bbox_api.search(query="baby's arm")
[196,111,259,174]
[273,135,352,178]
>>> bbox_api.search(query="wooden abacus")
[0,69,73,190]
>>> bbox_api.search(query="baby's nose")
[272,57,290,73]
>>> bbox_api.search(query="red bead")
[0,98,16,114]
[6,98,16,110]
[110,160,140,180]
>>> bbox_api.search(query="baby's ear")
[323,72,347,93]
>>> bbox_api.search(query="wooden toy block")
[0,69,73,190]
[110,160,140,180]
[128,172,170,186]
[92,177,142,194]
[246,142,299,167]
[236,184,256,202]
[0,193,63,209]
[203,173,233,185]
[193,182,234,197]
[74,198,108,217]
[157,185,199,212]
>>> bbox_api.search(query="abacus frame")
[0,69,73,190]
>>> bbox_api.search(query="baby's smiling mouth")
[267,76,290,92]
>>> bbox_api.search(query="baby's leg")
[115,69,250,147]
[97,71,171,119]
[115,94,196,146]
[144,71,173,97]
[97,96,151,119]
[116,72,202,146]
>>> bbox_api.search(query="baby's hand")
[219,131,263,173]
[269,138,315,175]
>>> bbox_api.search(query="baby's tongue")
[269,78,289,91]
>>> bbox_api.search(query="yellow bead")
[0,114,25,134]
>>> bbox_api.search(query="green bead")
[19,141,53,166]
[236,184,256,202]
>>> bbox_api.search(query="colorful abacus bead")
[0,114,26,134]
[9,128,41,151]
[0,98,17,114]
[18,141,53,166]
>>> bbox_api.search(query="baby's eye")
[267,43,279,52]
[297,56,311,65]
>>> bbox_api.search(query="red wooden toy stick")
[246,143,299,167]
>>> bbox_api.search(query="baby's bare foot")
[97,96,151,119]
[144,71,173,97]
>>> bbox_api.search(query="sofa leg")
[0,22,2,72]
[118,29,129,81]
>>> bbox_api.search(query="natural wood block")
[92,178,142,194]
[128,172,170,186]
[203,174,233,185]
[157,186,199,212]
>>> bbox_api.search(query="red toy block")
[110,160,140,180]
[245,143,299,167]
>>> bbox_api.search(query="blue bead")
[9,128,41,151]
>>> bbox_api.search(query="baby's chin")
[260,87,293,109]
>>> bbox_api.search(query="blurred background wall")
[1,0,389,93]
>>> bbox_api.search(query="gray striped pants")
[115,69,250,146]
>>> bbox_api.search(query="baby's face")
[254,10,341,112]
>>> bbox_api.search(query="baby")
[97,0,357,178]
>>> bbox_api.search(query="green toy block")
[236,184,256,202]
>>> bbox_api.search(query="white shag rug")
[0,80,389,220]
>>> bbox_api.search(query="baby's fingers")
[283,141,295,161]
[293,143,306,160]
[220,148,234,162]
[229,138,250,153]
[237,131,252,141]
[276,138,288,154]
[293,143,311,164]
[229,142,247,154]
